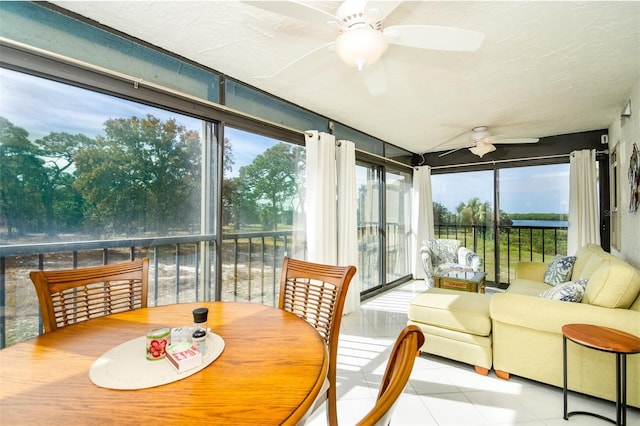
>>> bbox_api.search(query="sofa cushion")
[543,255,576,285]
[578,251,610,280]
[582,260,640,308]
[408,288,491,337]
[538,279,589,302]
[507,279,551,296]
[515,262,548,281]
[572,243,604,278]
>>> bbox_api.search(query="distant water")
[511,219,568,227]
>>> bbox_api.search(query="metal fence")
[434,224,569,285]
[0,223,567,348]
[0,231,296,348]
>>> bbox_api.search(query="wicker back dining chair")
[356,325,425,426]
[30,258,149,333]
[278,257,357,426]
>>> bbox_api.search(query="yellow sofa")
[491,244,640,408]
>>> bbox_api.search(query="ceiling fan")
[439,126,540,158]
[244,1,485,94]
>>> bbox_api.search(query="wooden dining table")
[0,301,328,425]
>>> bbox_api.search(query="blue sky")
[432,164,570,214]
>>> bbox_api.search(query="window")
[431,170,494,277]
[0,67,218,345]
[386,168,412,282]
[498,165,569,282]
[432,164,569,285]
[356,163,382,292]
[0,68,206,244]
[221,127,304,304]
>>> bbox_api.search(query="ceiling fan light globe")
[469,142,496,158]
[335,28,388,70]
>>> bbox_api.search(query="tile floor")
[306,280,640,426]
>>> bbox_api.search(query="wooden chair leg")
[495,370,510,380]
[474,366,489,376]
[326,386,338,426]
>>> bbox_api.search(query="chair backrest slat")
[278,257,356,426]
[30,259,149,333]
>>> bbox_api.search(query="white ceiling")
[51,1,640,155]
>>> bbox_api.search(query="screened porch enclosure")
[0,2,610,349]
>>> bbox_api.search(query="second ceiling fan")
[440,126,540,158]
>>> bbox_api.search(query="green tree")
[237,143,300,231]
[499,210,513,227]
[433,202,450,225]
[220,138,245,230]
[34,132,92,235]
[0,117,44,237]
[74,114,201,236]
[457,197,491,226]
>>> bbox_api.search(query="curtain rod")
[304,131,414,170]
[429,150,608,170]
[353,147,413,170]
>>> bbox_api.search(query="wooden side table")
[433,270,486,293]
[562,323,640,426]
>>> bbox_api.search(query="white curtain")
[568,149,600,255]
[337,140,360,313]
[411,166,434,279]
[304,131,337,264]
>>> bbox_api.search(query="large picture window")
[0,67,206,244]
[220,127,305,304]
[432,164,569,285]
[0,67,216,345]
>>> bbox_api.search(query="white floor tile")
[465,390,538,424]
[420,392,489,425]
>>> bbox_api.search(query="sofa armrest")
[515,261,548,281]
[490,293,640,336]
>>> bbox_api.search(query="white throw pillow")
[538,279,589,302]
[543,255,576,286]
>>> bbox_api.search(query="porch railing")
[0,231,297,349]
[433,224,569,286]
[1,223,566,348]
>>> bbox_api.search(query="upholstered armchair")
[420,238,481,286]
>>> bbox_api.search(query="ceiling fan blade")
[252,42,334,79]
[383,24,485,52]
[360,59,387,96]
[243,1,339,26]
[438,143,474,157]
[490,136,540,144]
[428,129,473,152]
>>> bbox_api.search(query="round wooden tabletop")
[562,323,640,354]
[0,301,328,425]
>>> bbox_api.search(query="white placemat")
[89,332,224,390]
